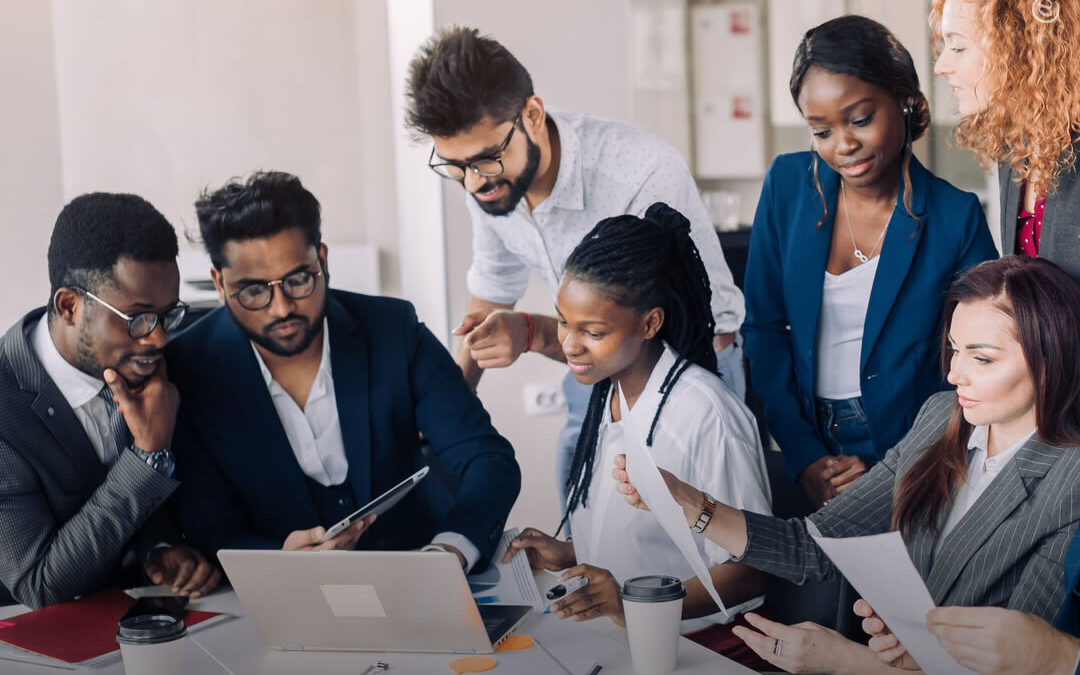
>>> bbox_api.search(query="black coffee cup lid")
[116,614,187,645]
[621,575,686,603]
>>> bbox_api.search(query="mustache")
[264,314,309,333]
[475,180,508,194]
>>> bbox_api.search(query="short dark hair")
[195,171,321,269]
[47,192,178,305]
[405,26,533,138]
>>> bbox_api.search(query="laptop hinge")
[452,648,477,654]
[281,644,305,651]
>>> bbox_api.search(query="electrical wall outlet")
[523,382,566,416]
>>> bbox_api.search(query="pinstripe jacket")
[0,309,179,608]
[739,390,1080,619]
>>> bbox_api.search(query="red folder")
[0,588,221,664]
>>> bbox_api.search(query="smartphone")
[120,595,189,622]
[321,466,430,542]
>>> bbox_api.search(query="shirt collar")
[533,108,584,214]
[251,318,332,389]
[967,424,1035,471]
[31,313,104,410]
[604,341,679,427]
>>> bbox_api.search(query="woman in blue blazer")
[743,16,998,507]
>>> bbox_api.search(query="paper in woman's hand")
[808,527,977,675]
[617,384,728,618]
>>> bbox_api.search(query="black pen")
[587,664,603,675]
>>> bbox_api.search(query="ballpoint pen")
[360,662,389,675]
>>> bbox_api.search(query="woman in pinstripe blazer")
[613,257,1080,674]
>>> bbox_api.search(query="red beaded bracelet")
[521,311,534,353]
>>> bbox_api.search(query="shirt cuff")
[430,532,480,573]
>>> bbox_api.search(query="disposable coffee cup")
[116,614,187,675]
[621,575,686,675]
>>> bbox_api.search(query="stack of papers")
[468,528,545,611]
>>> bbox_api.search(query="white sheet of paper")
[809,528,977,675]
[617,384,728,618]
[469,528,545,611]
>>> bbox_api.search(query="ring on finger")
[773,638,783,656]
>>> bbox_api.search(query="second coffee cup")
[621,575,686,675]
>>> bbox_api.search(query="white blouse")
[815,255,880,399]
[568,343,773,629]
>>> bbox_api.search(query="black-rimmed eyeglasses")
[229,268,323,311]
[73,287,188,339]
[428,113,522,181]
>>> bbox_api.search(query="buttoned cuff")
[430,532,480,573]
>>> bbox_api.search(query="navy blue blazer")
[1055,529,1080,639]
[167,290,520,566]
[743,152,998,480]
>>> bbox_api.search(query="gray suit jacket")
[0,309,179,608]
[740,391,1080,619]
[999,151,1080,283]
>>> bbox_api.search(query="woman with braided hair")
[502,202,772,658]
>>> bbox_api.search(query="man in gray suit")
[0,193,220,608]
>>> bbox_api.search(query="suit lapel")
[860,159,927,371]
[998,165,1020,255]
[787,157,836,385]
[4,311,105,489]
[326,297,373,508]
[924,437,1063,603]
[210,314,317,524]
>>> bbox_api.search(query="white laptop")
[217,549,530,654]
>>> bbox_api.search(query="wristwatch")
[130,445,176,478]
[690,491,717,533]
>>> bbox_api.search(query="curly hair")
[931,0,1080,195]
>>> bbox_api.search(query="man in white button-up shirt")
[170,172,520,571]
[405,27,745,501]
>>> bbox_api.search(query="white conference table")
[0,590,758,675]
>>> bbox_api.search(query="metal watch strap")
[690,491,717,533]
[130,445,176,478]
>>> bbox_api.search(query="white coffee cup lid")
[621,575,686,603]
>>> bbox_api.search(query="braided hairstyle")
[555,202,716,535]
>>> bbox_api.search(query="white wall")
[22,0,398,305]
[0,1,64,327]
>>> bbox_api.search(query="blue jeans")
[555,338,746,511]
[813,396,875,459]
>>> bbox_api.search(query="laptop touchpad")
[320,584,388,618]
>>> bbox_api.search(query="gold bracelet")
[690,492,717,533]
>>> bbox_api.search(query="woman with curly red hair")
[933,0,1080,282]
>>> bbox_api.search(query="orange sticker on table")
[496,634,534,651]
[449,655,497,673]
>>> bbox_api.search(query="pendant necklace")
[840,179,890,264]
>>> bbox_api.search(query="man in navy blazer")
[168,171,520,571]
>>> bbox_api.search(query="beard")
[472,131,541,216]
[73,315,158,389]
[230,291,329,357]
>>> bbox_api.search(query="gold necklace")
[840,179,889,264]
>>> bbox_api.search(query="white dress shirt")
[31,314,117,466]
[568,343,772,630]
[464,108,744,334]
[934,425,1035,557]
[815,256,879,399]
[251,320,480,570]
